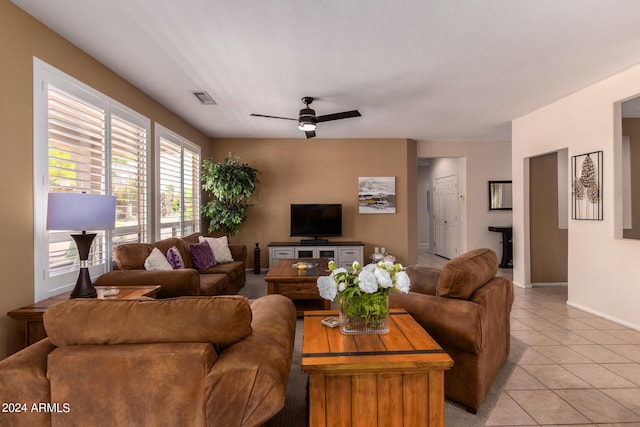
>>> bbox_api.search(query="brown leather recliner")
[0,294,296,427]
[389,248,514,412]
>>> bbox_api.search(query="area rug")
[240,273,526,426]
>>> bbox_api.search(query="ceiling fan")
[250,97,361,139]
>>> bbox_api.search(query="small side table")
[7,285,160,351]
[488,226,513,268]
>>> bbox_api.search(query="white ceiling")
[12,0,640,140]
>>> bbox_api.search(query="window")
[34,59,150,300]
[155,125,201,240]
[110,110,149,245]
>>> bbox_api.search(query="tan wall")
[622,118,640,239]
[207,138,417,269]
[0,1,209,358]
[529,153,568,283]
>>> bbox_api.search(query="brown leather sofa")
[0,294,296,427]
[390,248,514,412]
[95,233,246,298]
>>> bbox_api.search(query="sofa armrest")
[94,269,200,298]
[205,294,296,427]
[469,276,514,355]
[0,339,55,426]
[228,244,247,263]
[470,276,514,312]
[390,291,485,354]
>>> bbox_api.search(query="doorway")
[529,151,568,284]
[433,174,458,259]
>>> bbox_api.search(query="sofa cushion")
[199,236,234,263]
[199,260,243,278]
[199,274,229,296]
[113,243,153,270]
[166,246,185,269]
[44,296,252,349]
[153,238,193,269]
[144,247,173,271]
[47,342,216,427]
[436,248,498,300]
[190,241,217,270]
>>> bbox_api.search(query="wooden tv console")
[268,241,364,269]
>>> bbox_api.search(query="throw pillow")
[199,236,233,263]
[166,246,185,269]
[144,247,173,271]
[190,241,217,270]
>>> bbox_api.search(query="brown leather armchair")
[0,295,296,427]
[390,248,514,412]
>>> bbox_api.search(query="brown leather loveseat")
[0,294,296,427]
[390,248,514,412]
[95,233,246,298]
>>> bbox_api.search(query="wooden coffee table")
[7,285,160,351]
[265,258,330,316]
[302,309,454,427]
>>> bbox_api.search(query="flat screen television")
[290,204,342,243]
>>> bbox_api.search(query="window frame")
[33,58,151,301]
[154,124,201,240]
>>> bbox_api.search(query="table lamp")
[46,193,116,298]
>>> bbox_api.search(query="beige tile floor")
[417,248,640,426]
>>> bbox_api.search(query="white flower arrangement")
[317,261,411,332]
[317,260,410,312]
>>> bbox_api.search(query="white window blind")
[182,147,200,236]
[156,125,201,240]
[111,110,148,246]
[47,87,106,282]
[34,58,150,301]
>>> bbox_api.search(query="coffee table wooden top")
[302,309,453,373]
[265,258,330,282]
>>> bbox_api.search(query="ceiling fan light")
[298,121,317,131]
[298,107,317,131]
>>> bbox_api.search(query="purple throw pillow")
[190,241,216,270]
[166,246,185,269]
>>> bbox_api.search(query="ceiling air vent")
[192,91,217,105]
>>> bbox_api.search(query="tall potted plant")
[201,153,259,236]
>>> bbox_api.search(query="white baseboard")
[567,300,640,332]
[512,281,568,288]
[532,282,568,287]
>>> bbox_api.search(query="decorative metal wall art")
[571,151,603,220]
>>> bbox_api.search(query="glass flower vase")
[339,292,390,335]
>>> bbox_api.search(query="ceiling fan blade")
[316,110,361,123]
[305,130,316,139]
[250,113,297,121]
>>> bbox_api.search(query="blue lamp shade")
[47,193,116,231]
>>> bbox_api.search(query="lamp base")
[70,233,98,299]
[70,267,97,299]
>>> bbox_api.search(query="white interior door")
[434,175,458,259]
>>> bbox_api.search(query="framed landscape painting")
[358,177,396,214]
